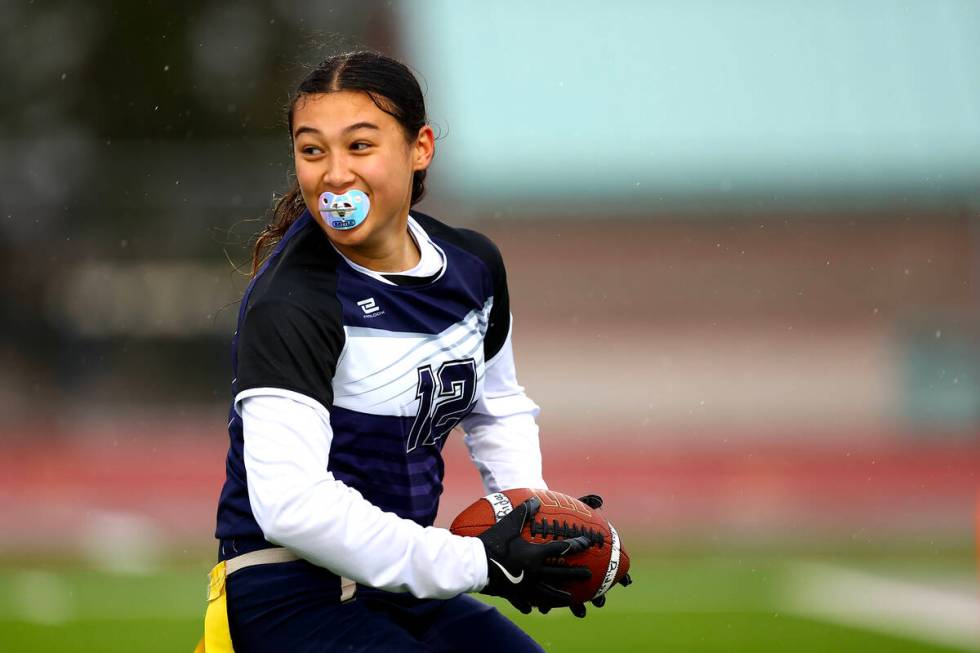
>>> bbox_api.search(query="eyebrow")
[293,122,380,139]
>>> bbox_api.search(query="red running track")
[0,421,976,553]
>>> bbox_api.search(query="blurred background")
[0,1,977,651]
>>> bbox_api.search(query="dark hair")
[251,51,429,275]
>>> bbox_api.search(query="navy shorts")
[225,558,545,653]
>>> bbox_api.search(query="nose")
[321,152,357,192]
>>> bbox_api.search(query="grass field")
[0,550,975,652]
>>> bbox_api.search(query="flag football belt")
[193,547,357,653]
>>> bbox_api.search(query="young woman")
[197,51,627,653]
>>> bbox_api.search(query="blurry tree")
[0,0,400,416]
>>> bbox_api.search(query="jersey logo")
[406,358,477,452]
[357,297,381,315]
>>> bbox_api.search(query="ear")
[412,125,435,171]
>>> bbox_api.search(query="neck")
[334,217,421,273]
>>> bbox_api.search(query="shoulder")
[234,220,347,405]
[246,215,344,314]
[411,211,504,275]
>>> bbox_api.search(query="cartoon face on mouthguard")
[319,190,370,230]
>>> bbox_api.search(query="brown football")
[450,488,630,605]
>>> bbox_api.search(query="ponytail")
[251,181,306,276]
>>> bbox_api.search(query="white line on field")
[785,561,979,652]
[6,570,75,625]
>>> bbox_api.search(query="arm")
[461,317,547,492]
[455,227,546,492]
[240,389,488,599]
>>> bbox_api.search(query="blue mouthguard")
[319,190,371,230]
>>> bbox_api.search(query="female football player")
[198,51,626,653]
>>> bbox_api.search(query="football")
[451,488,630,604]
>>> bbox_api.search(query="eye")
[350,141,372,152]
[300,145,323,155]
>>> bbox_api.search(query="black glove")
[578,494,604,510]
[540,493,635,618]
[478,496,594,613]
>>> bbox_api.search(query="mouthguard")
[319,190,370,230]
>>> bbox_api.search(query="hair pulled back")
[251,51,428,275]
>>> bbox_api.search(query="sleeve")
[235,298,344,408]
[242,390,490,599]
[467,228,510,363]
[460,316,548,493]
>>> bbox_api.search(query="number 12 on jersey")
[406,358,477,452]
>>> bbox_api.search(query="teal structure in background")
[400,1,980,212]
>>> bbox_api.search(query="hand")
[578,494,603,510]
[539,493,635,618]
[478,496,594,613]
[544,573,633,617]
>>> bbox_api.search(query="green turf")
[507,612,970,653]
[0,553,973,652]
[0,619,201,653]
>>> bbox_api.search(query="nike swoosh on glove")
[477,496,594,613]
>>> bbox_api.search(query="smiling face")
[291,90,434,265]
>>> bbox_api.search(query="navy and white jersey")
[213,209,546,599]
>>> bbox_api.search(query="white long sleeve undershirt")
[239,328,546,599]
[461,325,548,493]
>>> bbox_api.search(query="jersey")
[214,209,511,556]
